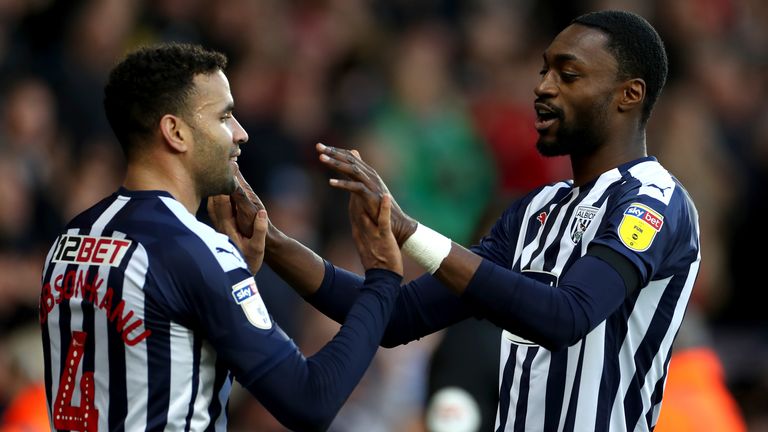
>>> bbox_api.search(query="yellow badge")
[618,203,663,252]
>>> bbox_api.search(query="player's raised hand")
[207,191,268,273]
[230,169,266,237]
[316,143,417,246]
[349,193,403,275]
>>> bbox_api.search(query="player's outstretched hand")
[350,192,403,275]
[316,143,417,246]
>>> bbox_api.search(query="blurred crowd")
[0,0,766,430]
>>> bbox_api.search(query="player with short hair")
[40,42,402,432]
[237,10,701,431]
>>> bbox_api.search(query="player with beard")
[40,43,404,432]
[230,10,701,431]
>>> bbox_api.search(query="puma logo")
[216,247,237,257]
[648,184,671,195]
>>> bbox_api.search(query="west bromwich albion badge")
[570,205,599,244]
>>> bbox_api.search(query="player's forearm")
[432,244,483,295]
[461,255,628,350]
[247,269,401,431]
[264,225,325,297]
[400,223,482,295]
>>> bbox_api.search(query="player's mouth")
[230,150,241,169]
[534,102,562,131]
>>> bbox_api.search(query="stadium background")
[0,0,766,430]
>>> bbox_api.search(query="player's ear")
[618,78,645,114]
[159,114,190,153]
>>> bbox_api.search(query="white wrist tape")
[402,223,452,274]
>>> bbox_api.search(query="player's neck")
[123,158,200,214]
[570,131,647,186]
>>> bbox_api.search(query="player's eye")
[560,71,579,82]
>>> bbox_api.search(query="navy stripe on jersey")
[495,344,519,432]
[561,342,586,431]
[183,334,204,431]
[472,157,700,431]
[512,347,539,432]
[108,236,138,432]
[543,349,569,431]
[145,299,170,431]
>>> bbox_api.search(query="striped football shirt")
[40,189,292,431]
[478,156,700,431]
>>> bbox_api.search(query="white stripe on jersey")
[552,170,620,275]
[93,197,130,432]
[555,341,583,432]
[523,350,550,430]
[213,376,232,430]
[573,322,607,431]
[123,244,150,431]
[514,183,571,268]
[635,257,700,431]
[494,341,510,431]
[524,187,579,271]
[609,275,670,432]
[190,342,219,430]
[166,322,197,431]
[44,229,76,431]
[159,196,246,272]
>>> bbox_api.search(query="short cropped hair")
[103,43,227,158]
[572,10,668,124]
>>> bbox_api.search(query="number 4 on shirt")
[53,331,99,432]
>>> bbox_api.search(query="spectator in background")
[357,23,496,248]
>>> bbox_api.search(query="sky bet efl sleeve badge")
[618,203,664,252]
[232,277,272,329]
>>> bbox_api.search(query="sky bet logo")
[52,234,132,267]
[232,284,255,304]
[624,204,663,231]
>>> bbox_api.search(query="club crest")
[570,206,598,244]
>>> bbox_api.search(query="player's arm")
[207,192,404,431]
[318,144,641,350]
[218,168,476,347]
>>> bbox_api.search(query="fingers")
[254,210,268,238]
[233,167,265,210]
[208,195,235,231]
[317,143,376,186]
[250,209,268,268]
[378,194,392,234]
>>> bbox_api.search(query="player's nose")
[232,115,248,144]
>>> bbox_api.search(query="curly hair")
[103,43,227,158]
[572,10,668,125]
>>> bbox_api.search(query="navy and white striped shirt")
[40,188,400,431]
[310,156,700,432]
[477,156,700,431]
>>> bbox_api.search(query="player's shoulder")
[614,158,699,237]
[619,157,681,205]
[151,195,246,272]
[71,189,244,273]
